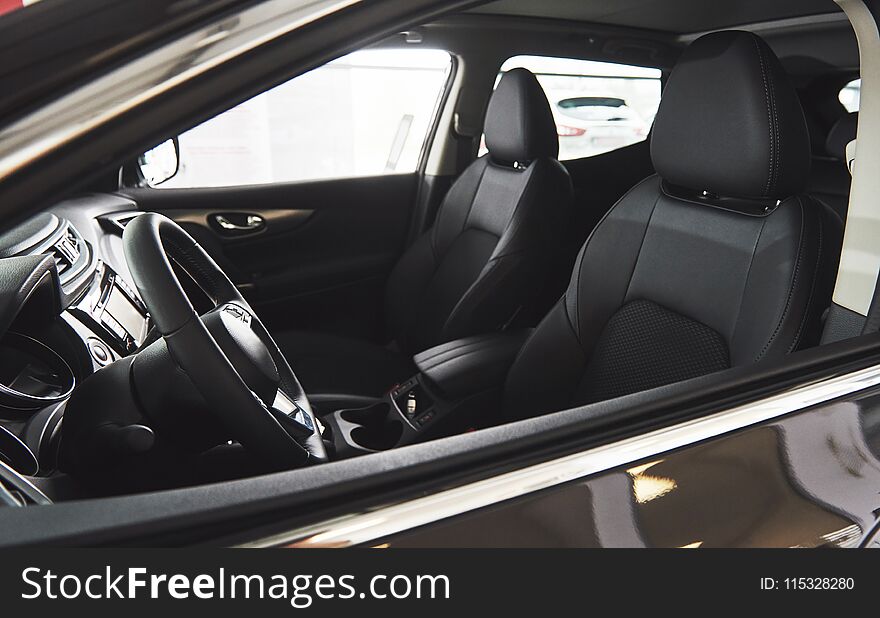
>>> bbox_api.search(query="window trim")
[416,50,459,176]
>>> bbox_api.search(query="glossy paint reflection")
[385,390,880,547]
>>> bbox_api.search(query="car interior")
[0,0,873,513]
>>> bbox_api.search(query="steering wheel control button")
[286,404,315,434]
[268,403,315,439]
[87,338,113,365]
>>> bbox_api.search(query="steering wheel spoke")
[267,389,318,438]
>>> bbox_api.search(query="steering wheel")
[123,213,327,469]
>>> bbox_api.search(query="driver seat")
[502,30,843,420]
[277,68,573,397]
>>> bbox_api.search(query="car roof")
[471,0,842,35]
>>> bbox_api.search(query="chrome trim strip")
[0,0,363,183]
[241,363,880,547]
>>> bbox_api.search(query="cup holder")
[351,420,403,451]
[340,402,391,426]
[328,401,405,456]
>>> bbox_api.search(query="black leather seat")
[809,111,857,221]
[501,30,843,421]
[277,68,573,397]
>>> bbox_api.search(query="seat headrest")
[825,111,858,160]
[651,31,811,199]
[484,68,558,164]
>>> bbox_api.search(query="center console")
[321,330,530,458]
[68,261,149,356]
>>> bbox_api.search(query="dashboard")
[0,193,151,499]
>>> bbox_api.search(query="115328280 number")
[784,578,854,590]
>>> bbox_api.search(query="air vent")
[49,226,80,277]
[2,214,93,294]
[97,211,140,235]
[41,220,89,285]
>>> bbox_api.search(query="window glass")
[839,79,860,112]
[159,49,452,188]
[479,56,662,161]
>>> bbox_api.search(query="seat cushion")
[274,331,415,397]
[574,299,730,405]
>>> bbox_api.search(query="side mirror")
[137,138,179,186]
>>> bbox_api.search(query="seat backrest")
[384,68,573,354]
[503,30,843,420]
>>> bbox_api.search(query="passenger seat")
[276,68,574,397]
[502,30,844,420]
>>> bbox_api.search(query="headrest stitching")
[767,47,781,196]
[651,30,809,199]
[753,36,775,197]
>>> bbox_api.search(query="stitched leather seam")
[787,196,824,353]
[519,77,529,161]
[561,298,590,408]
[753,36,776,197]
[570,175,660,336]
[492,162,539,256]
[434,158,489,260]
[401,159,489,348]
[492,162,570,260]
[440,253,507,337]
[165,236,221,301]
[730,214,767,353]
[756,197,807,361]
[460,159,491,230]
[767,46,781,195]
[621,190,662,305]
[415,335,503,365]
